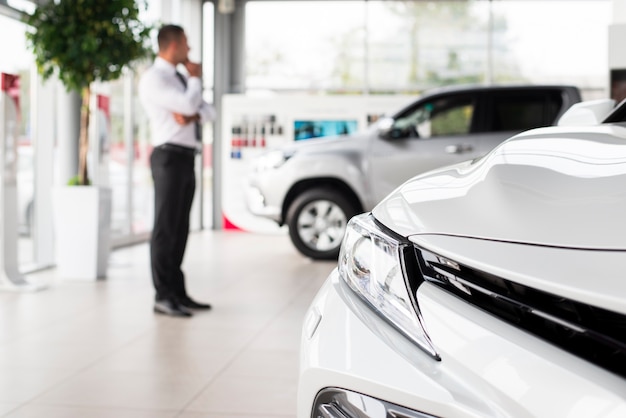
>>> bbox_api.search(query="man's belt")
[156,143,198,156]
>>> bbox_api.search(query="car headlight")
[253,150,291,172]
[338,213,438,359]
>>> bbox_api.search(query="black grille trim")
[414,246,626,379]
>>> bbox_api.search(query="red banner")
[97,94,110,122]
[1,73,21,119]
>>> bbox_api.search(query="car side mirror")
[376,117,395,138]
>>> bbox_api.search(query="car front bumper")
[298,269,626,417]
[245,183,282,223]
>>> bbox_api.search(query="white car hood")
[373,124,626,250]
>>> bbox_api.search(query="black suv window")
[390,95,476,139]
[489,91,563,132]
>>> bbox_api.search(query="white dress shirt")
[139,57,216,149]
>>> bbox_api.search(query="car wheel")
[287,188,358,260]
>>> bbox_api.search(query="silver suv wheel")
[286,188,359,260]
[296,200,348,252]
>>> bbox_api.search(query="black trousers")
[150,145,196,301]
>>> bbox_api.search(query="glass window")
[106,78,129,238]
[6,1,36,14]
[102,76,155,241]
[0,14,33,74]
[391,96,475,139]
[246,1,366,92]
[130,68,156,238]
[366,1,488,92]
[0,15,35,268]
[489,1,611,99]
[245,1,610,97]
[490,92,562,132]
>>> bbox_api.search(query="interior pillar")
[212,0,246,230]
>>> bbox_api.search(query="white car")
[248,85,581,260]
[298,101,626,417]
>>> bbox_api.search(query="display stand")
[0,73,46,291]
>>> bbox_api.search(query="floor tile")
[138,325,258,350]
[9,327,150,359]
[3,405,176,418]
[86,339,237,377]
[0,404,20,416]
[0,341,113,371]
[178,413,291,418]
[0,368,76,403]
[185,375,298,416]
[220,349,299,380]
[247,325,304,352]
[32,370,209,410]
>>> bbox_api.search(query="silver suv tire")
[287,188,358,260]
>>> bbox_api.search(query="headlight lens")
[338,213,438,358]
[253,150,290,172]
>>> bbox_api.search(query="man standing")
[139,24,215,317]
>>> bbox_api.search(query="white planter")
[52,186,112,280]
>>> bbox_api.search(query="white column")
[181,0,204,231]
[212,2,246,230]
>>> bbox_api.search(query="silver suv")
[247,85,581,259]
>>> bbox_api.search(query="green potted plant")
[24,0,152,279]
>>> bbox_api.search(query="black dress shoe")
[154,299,193,317]
[179,297,212,310]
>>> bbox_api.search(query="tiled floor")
[0,230,335,417]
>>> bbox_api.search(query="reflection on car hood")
[373,124,626,250]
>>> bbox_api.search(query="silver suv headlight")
[252,150,291,172]
[338,213,438,359]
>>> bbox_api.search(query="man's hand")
[173,112,199,125]
[184,60,202,78]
